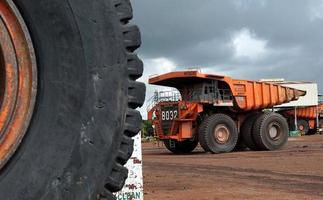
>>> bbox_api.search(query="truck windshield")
[180,80,233,103]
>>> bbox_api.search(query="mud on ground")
[143,135,323,200]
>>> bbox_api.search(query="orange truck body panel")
[149,71,306,112]
[149,101,203,141]
[283,106,319,119]
[281,104,323,130]
[148,71,306,141]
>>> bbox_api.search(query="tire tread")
[103,0,145,198]
[198,116,211,152]
[241,113,260,150]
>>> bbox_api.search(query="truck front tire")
[164,139,198,154]
[199,114,238,153]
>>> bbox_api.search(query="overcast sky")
[132,0,323,118]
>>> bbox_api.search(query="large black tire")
[163,139,198,154]
[252,113,289,151]
[241,114,261,150]
[0,1,145,200]
[199,114,238,153]
[198,115,211,152]
[297,119,310,135]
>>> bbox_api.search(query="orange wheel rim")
[0,1,37,169]
[299,125,304,131]
[213,124,230,144]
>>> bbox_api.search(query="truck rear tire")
[297,119,309,135]
[199,114,238,153]
[0,0,144,199]
[241,114,260,150]
[164,139,198,154]
[252,113,289,151]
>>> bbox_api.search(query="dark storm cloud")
[132,0,323,93]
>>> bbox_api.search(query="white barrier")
[115,133,144,200]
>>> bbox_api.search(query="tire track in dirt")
[144,161,323,197]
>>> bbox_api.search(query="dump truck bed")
[149,71,306,111]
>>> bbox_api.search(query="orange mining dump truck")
[279,104,323,135]
[147,71,306,154]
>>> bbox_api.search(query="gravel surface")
[143,135,323,200]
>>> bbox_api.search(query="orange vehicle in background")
[147,70,306,154]
[279,104,323,135]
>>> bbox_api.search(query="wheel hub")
[214,124,230,144]
[298,125,304,131]
[0,0,37,169]
[268,123,281,141]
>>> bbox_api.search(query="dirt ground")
[142,135,323,200]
